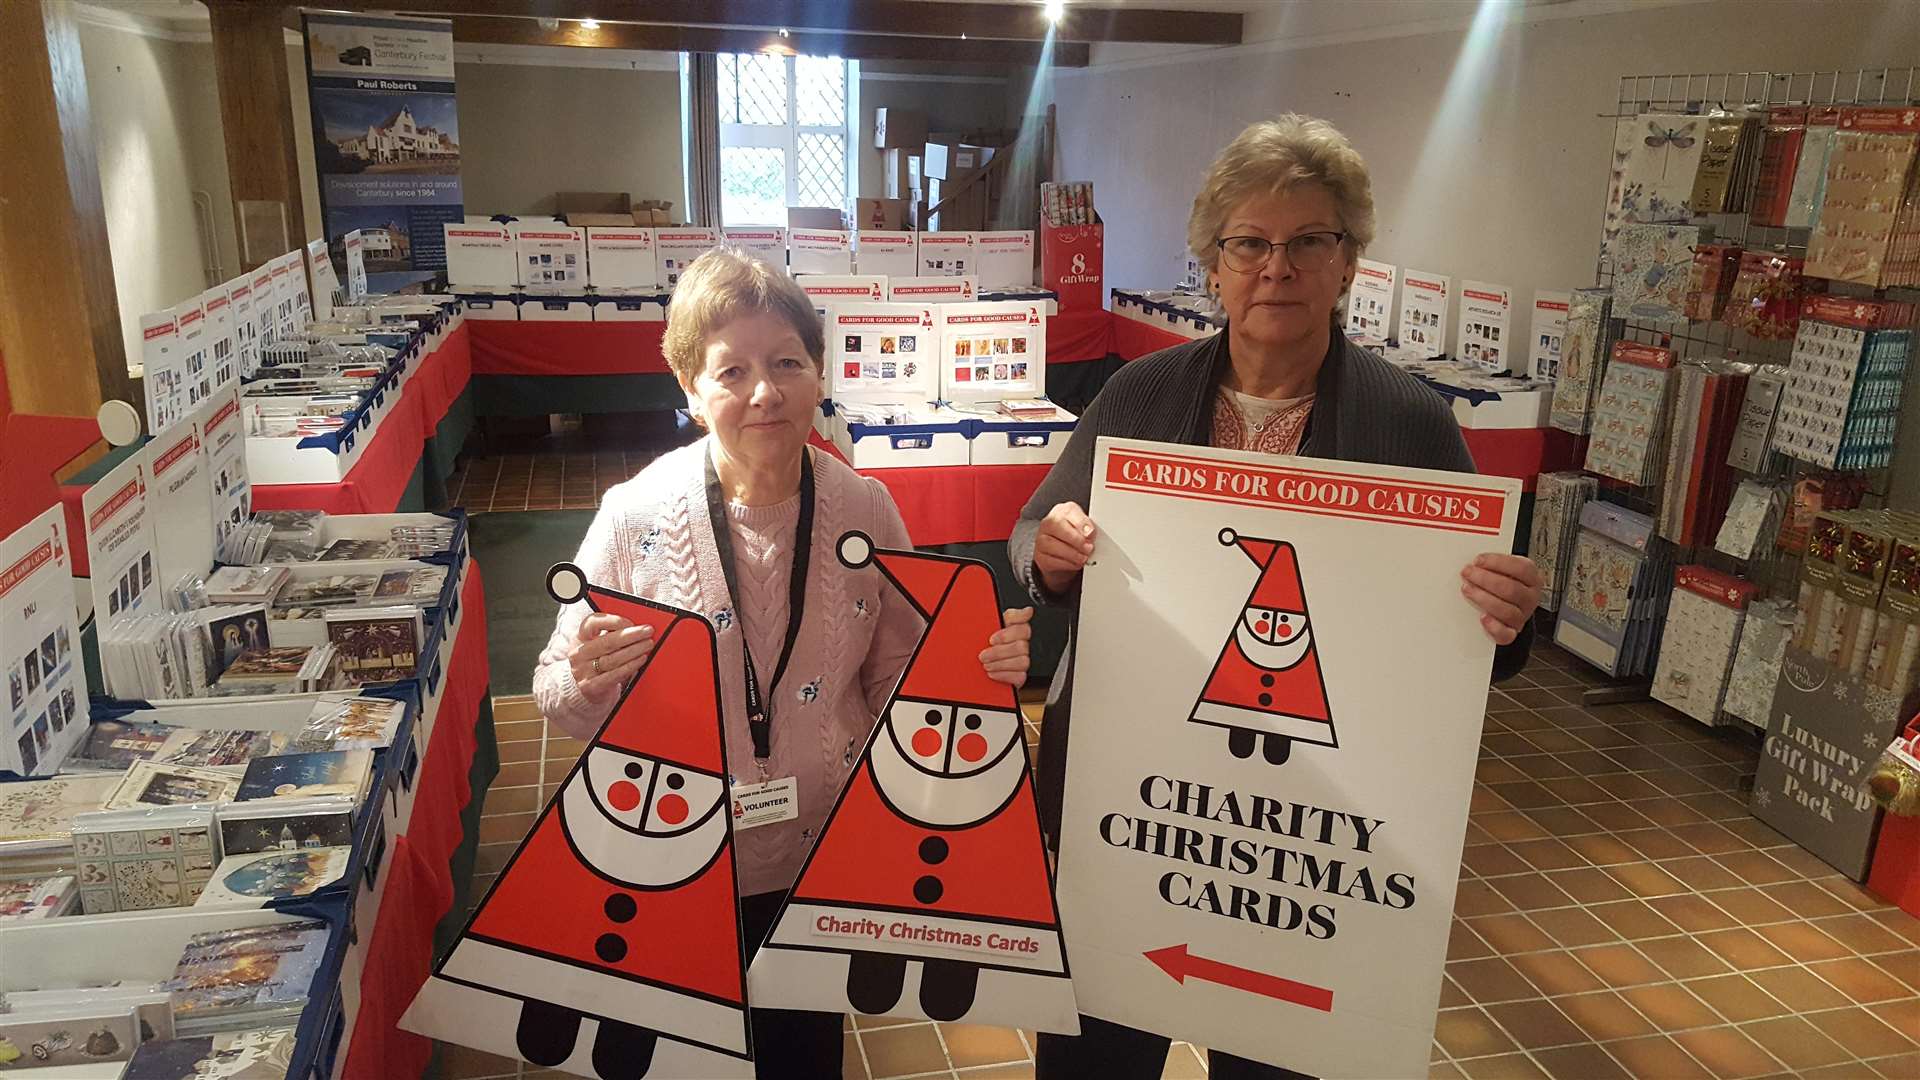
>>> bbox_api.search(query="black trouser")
[740,890,843,1079]
[1035,1014,1313,1080]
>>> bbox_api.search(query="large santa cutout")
[1188,528,1336,766]
[747,533,1078,1032]
[401,564,752,1079]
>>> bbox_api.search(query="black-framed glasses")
[1216,231,1347,274]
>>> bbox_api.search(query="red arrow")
[1144,944,1334,1012]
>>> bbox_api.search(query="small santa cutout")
[747,533,1078,1033]
[401,564,752,1080]
[1189,528,1336,766]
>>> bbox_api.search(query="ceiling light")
[1043,0,1065,24]
[778,27,790,37]
[578,18,600,29]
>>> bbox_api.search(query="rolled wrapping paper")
[1893,624,1920,695]
[1847,607,1879,679]
[1793,581,1820,652]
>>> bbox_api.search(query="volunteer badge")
[1189,529,1336,766]
[401,564,752,1079]
[747,533,1079,1032]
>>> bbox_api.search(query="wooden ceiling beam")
[446,14,1092,66]
[307,0,1241,45]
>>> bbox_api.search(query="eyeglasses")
[1216,231,1347,274]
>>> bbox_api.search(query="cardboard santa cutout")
[401,564,752,1079]
[747,533,1078,1032]
[1188,528,1336,766]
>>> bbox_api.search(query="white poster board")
[1529,291,1572,381]
[202,286,236,394]
[177,298,213,418]
[1058,438,1519,1078]
[343,231,369,301]
[229,277,259,379]
[1397,271,1450,360]
[827,304,936,398]
[935,301,1046,403]
[200,387,251,554]
[250,265,278,350]
[81,450,159,635]
[307,238,340,323]
[1343,258,1397,347]
[270,256,298,340]
[1,507,88,776]
[1457,280,1513,373]
[720,226,787,267]
[146,409,214,591]
[140,310,185,438]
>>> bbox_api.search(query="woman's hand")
[1460,554,1542,646]
[568,612,656,702]
[980,607,1036,688]
[1033,502,1097,596]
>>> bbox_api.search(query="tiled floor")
[442,645,1920,1080]
[448,451,660,513]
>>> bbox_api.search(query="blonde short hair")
[1187,114,1376,280]
[661,247,826,385]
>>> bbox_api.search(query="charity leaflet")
[1343,258,1397,348]
[1456,280,1513,374]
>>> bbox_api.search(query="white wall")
[1053,0,1920,304]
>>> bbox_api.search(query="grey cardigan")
[1011,328,1535,841]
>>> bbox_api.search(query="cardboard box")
[918,231,976,277]
[856,230,918,277]
[442,222,517,288]
[1041,219,1104,311]
[655,227,719,288]
[883,149,921,201]
[926,177,989,231]
[558,191,630,216]
[512,223,586,288]
[855,198,908,231]
[451,289,519,321]
[790,229,853,275]
[593,295,667,322]
[722,226,788,267]
[788,206,848,230]
[875,107,928,150]
[633,208,674,227]
[567,212,639,228]
[974,230,1036,288]
[585,227,659,289]
[925,141,995,180]
[522,297,594,322]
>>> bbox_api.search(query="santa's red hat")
[837,532,1014,710]
[546,562,724,773]
[1221,529,1305,613]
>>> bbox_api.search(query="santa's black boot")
[1263,734,1293,766]
[919,959,979,1021]
[847,952,908,1014]
[515,1000,581,1066]
[1228,729,1257,758]
[591,1019,658,1079]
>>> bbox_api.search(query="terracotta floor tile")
[1621,981,1722,1031]
[1629,798,1711,828]
[1485,690,1529,713]
[939,1023,1028,1068]
[1870,954,1920,993]
[1433,1007,1519,1059]
[1547,867,1634,905]
[1487,781,1560,809]
[1463,845,1534,879]
[1638,935,1735,980]
[1644,768,1718,796]
[1528,906,1619,948]
[1441,976,1471,1008]
[1813,914,1912,958]
[1760,880,1859,919]
[1604,1035,1715,1079]
[1589,899,1684,940]
[1521,728,1592,755]
[1555,990,1656,1041]
[1574,725,1639,750]
[1579,800,1659,832]
[1870,908,1920,946]
[859,1023,948,1077]
[1522,806,1604,838]
[1489,874,1576,911]
[1662,856,1747,893]
[1608,860,1691,898]
[1467,913,1556,956]
[1504,688,1566,711]
[1684,974,1794,1023]
[1809,1005,1918,1059]
[1483,732,1542,758]
[1507,838,1587,872]
[1451,920,1496,961]
[1870,1052,1920,1079]
[1429,1062,1466,1080]
[1559,749,1632,776]
[1513,752,1580,779]
[1669,822,1753,855]
[1481,999,1585,1050]
[1716,850,1802,887]
[1704,887,1796,926]
[1747,966,1853,1013]
[1806,956,1916,1004]
[1475,811,1550,843]
[1871,996,1920,1039]
[1447,957,1540,1004]
[1532,1044,1632,1080]
[1508,949,1606,997]
[1477,759,1531,785]
[1566,834,1639,866]
[1754,921,1853,964]
[1161,1044,1205,1079]
[1454,1052,1549,1080]
[1617,828,1699,861]
[1572,943,1668,988]
[1593,772,1665,800]
[1670,1026,1784,1079]
[1648,894,1742,934]
[1454,879,1519,918]
[1697,929,1796,972]
[1737,1015,1852,1071]
[1720,817,1792,847]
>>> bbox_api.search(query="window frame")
[714,53,859,225]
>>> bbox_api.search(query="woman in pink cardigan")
[532,248,1034,1078]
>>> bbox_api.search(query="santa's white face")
[560,746,729,887]
[870,696,1026,827]
[1236,606,1313,669]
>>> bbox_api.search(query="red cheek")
[1255,620,1270,635]
[912,728,943,758]
[608,781,641,812]
[655,794,688,825]
[957,733,989,763]
[1275,623,1293,639]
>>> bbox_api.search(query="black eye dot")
[924,709,942,726]
[665,773,684,790]
[623,763,644,779]
[964,714,982,730]
[1278,615,1290,623]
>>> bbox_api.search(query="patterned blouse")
[1210,387,1316,455]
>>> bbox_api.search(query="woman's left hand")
[1460,554,1541,646]
[980,607,1036,688]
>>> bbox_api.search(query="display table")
[808,434,1049,546]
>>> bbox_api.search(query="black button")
[595,934,627,963]
[1260,674,1275,688]
[1258,693,1273,707]
[604,894,636,923]
[624,763,644,779]
[665,773,685,790]
[964,714,982,730]
[924,709,942,725]
[914,875,943,904]
[919,837,949,864]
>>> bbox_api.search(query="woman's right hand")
[1033,501,1097,596]
[568,613,656,703]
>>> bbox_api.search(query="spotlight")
[1042,0,1065,24]
[778,27,790,37]
[578,18,600,29]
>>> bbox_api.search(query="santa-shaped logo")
[402,564,752,1080]
[748,533,1078,1033]
[1189,528,1335,766]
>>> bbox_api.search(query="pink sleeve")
[532,495,632,740]
[859,481,925,716]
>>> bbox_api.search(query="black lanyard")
[705,446,814,759]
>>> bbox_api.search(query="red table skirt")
[810,435,1047,546]
[1112,311,1198,361]
[1048,306,1114,365]
[470,320,669,377]
[1463,427,1582,491]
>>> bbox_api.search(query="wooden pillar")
[206,0,306,273]
[0,0,136,418]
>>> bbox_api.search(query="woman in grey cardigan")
[1012,115,1541,1080]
